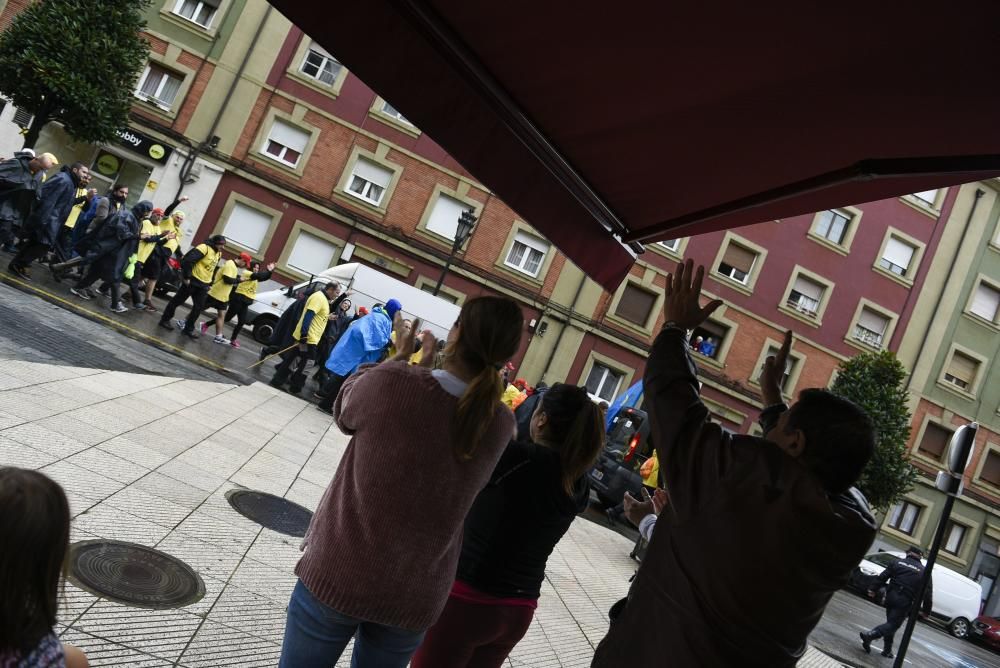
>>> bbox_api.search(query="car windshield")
[866,552,899,568]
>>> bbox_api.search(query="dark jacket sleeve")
[331,292,348,311]
[180,247,205,279]
[874,561,900,587]
[249,269,272,281]
[163,197,181,218]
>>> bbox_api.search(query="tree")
[0,0,151,148]
[831,350,917,512]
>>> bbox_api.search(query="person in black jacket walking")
[860,546,934,659]
[411,384,605,668]
[0,151,55,252]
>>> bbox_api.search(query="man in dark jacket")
[0,150,55,252]
[592,260,878,668]
[860,546,933,658]
[9,161,90,279]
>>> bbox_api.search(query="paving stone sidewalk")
[0,359,843,667]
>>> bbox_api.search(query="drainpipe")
[174,4,274,200]
[539,272,587,384]
[906,188,985,391]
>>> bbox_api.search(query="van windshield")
[866,552,899,568]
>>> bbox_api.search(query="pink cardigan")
[295,361,515,631]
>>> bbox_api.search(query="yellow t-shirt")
[63,188,87,229]
[234,269,257,299]
[293,290,331,345]
[160,216,182,253]
[136,219,160,263]
[190,243,220,284]
[207,259,239,303]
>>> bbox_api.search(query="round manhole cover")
[67,540,205,609]
[226,489,313,537]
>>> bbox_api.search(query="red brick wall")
[0,0,31,31]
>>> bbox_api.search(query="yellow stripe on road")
[0,270,229,372]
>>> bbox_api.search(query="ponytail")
[537,385,606,495]
[450,297,524,460]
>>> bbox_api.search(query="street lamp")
[432,209,477,296]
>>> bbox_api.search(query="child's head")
[0,467,70,654]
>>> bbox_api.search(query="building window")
[379,100,413,126]
[786,274,825,318]
[912,189,939,206]
[970,281,1000,324]
[420,283,459,304]
[11,107,32,128]
[982,451,1000,487]
[614,283,658,327]
[172,0,218,28]
[854,307,890,348]
[345,158,393,206]
[943,351,979,391]
[287,231,338,277]
[135,64,183,110]
[504,231,549,277]
[299,42,342,86]
[814,209,851,245]
[261,119,310,168]
[717,242,758,284]
[425,194,472,241]
[879,237,918,277]
[585,363,624,402]
[221,202,272,253]
[659,239,679,251]
[754,344,796,391]
[689,321,727,359]
[918,422,952,460]
[944,522,968,555]
[887,500,921,535]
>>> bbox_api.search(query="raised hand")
[664,259,724,330]
[760,330,793,405]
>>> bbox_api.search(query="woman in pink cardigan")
[279,296,524,668]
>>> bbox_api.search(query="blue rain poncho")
[324,307,393,376]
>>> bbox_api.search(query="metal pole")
[432,250,456,296]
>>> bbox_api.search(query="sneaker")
[200,321,209,334]
[229,340,241,348]
[881,650,894,658]
[48,263,63,283]
[860,632,871,654]
[213,334,230,345]
[133,302,146,311]
[175,319,187,330]
[69,287,93,300]
[8,263,30,281]
[110,303,128,314]
[158,319,174,331]
[144,303,158,313]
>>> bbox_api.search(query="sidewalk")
[0,358,844,667]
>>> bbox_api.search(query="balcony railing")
[853,325,884,348]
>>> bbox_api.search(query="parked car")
[970,615,1000,650]
[588,407,653,508]
[847,550,982,639]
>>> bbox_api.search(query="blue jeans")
[279,580,426,668]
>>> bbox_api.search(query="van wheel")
[252,316,277,344]
[949,617,970,639]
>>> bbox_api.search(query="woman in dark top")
[411,383,605,668]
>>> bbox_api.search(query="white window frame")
[585,362,624,402]
[944,521,968,555]
[504,231,549,277]
[967,277,1000,327]
[380,100,414,126]
[887,500,922,535]
[172,0,217,28]
[261,119,310,168]
[853,307,890,348]
[659,239,679,251]
[879,237,917,278]
[345,158,393,206]
[299,42,343,86]
[134,64,183,111]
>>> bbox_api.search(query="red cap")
[151,207,165,216]
[358,306,369,315]
[239,252,253,265]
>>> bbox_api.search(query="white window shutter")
[426,194,470,240]
[512,230,549,255]
[268,120,310,153]
[288,232,338,276]
[352,158,393,188]
[883,238,915,269]
[222,203,272,252]
[858,308,889,334]
[970,283,1000,320]
[792,275,823,301]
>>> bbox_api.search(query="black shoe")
[882,649,894,658]
[860,632,872,654]
[8,263,30,281]
[605,509,618,527]
[315,404,333,415]
[181,329,199,339]
[48,263,63,282]
[158,319,174,331]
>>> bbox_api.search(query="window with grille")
[380,100,413,126]
[786,274,824,316]
[880,237,917,277]
[504,231,549,277]
[585,363,624,402]
[717,242,757,284]
[970,282,1000,323]
[11,107,32,128]
[345,158,393,206]
[854,307,890,348]
[887,500,921,535]
[983,452,1000,487]
[262,119,310,167]
[172,0,219,28]
[814,209,851,245]
[944,522,967,555]
[918,422,951,460]
[135,64,183,109]
[943,351,979,391]
[615,284,657,327]
[300,42,342,85]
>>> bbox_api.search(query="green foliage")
[831,350,917,511]
[0,0,152,147]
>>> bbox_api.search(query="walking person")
[198,251,251,344]
[859,546,933,659]
[66,200,151,314]
[157,234,226,339]
[411,383,605,668]
[278,296,524,668]
[313,297,354,385]
[0,150,55,253]
[128,207,175,310]
[591,260,878,668]
[270,282,341,394]
[140,196,188,309]
[222,258,274,347]
[0,467,89,668]
[9,161,90,280]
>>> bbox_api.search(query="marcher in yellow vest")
[141,195,188,308]
[222,257,275,348]
[271,282,341,395]
[157,234,226,338]
[196,251,251,345]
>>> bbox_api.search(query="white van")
[854,551,982,638]
[245,263,461,344]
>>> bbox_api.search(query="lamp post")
[432,209,477,296]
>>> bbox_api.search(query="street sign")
[114,128,173,164]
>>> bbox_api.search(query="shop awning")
[268,1,1000,290]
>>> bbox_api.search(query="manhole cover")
[226,489,313,537]
[67,540,205,609]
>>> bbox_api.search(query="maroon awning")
[268,1,1000,290]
